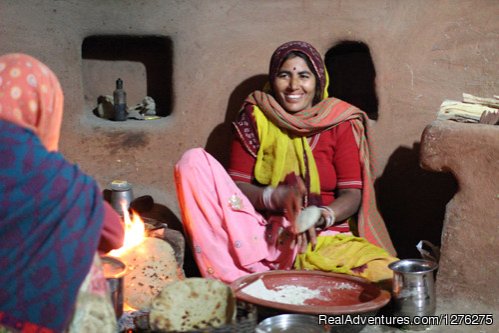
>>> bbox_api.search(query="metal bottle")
[109,180,133,216]
[113,78,127,121]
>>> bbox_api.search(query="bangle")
[262,186,276,210]
[319,206,336,229]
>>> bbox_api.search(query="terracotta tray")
[230,270,390,315]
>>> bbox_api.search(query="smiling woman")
[174,41,396,285]
[272,53,318,113]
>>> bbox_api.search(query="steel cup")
[101,256,128,318]
[388,259,438,331]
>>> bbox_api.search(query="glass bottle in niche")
[113,78,127,121]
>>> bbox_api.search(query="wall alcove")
[82,35,173,118]
[325,41,378,120]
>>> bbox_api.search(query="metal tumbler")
[388,259,439,331]
[101,256,128,318]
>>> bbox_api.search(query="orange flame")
[107,204,146,257]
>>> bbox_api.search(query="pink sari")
[175,148,300,283]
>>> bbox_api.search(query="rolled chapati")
[119,237,180,310]
[149,278,236,332]
[294,205,321,234]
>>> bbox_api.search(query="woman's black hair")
[279,51,323,105]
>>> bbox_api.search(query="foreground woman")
[0,53,124,332]
[175,41,396,284]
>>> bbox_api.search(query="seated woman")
[175,41,397,285]
[0,53,124,333]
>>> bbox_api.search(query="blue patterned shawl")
[0,120,105,332]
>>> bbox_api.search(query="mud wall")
[1,0,497,257]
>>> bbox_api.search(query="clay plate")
[230,270,390,315]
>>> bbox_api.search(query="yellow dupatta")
[294,234,397,282]
[252,106,321,195]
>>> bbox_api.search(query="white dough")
[294,206,321,234]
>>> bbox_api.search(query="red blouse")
[228,120,362,206]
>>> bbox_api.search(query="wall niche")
[325,41,378,120]
[82,35,173,117]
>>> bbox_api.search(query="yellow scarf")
[252,106,321,195]
[294,234,397,282]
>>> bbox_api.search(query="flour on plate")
[332,282,357,290]
[241,279,326,305]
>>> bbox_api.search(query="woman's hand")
[292,227,318,253]
[290,205,327,254]
[270,177,307,222]
[290,187,361,254]
[235,177,306,216]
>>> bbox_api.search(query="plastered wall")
[421,121,499,310]
[1,0,497,258]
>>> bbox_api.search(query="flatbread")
[119,237,179,310]
[67,292,117,333]
[149,278,236,332]
[68,254,117,333]
[294,206,321,234]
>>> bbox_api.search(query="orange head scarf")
[0,53,64,151]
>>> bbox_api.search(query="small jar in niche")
[113,78,127,121]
